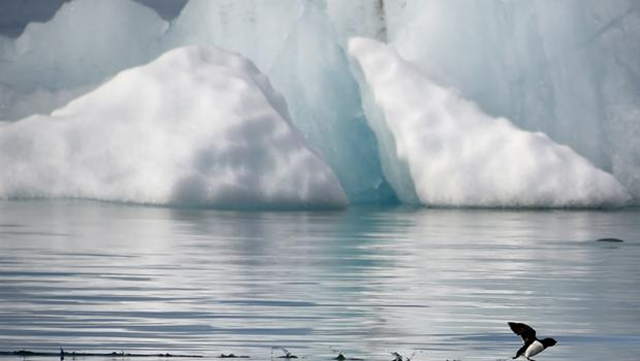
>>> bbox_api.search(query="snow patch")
[0,45,348,209]
[348,37,630,207]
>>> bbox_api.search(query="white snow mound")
[0,45,348,209]
[348,37,630,208]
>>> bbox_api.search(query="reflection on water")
[0,201,639,361]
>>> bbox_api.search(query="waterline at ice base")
[0,0,638,209]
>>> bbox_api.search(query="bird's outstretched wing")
[508,322,537,344]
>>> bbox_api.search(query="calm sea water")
[1,200,639,361]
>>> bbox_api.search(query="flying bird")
[508,322,557,360]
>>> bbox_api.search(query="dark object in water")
[391,352,418,361]
[272,348,297,359]
[0,350,202,358]
[12,351,36,356]
[596,238,624,243]
[219,354,249,359]
[332,351,363,361]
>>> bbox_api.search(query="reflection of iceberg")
[0,46,348,209]
[0,0,638,207]
[348,38,630,207]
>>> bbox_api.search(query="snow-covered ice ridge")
[0,46,348,209]
[0,0,637,207]
[348,38,630,207]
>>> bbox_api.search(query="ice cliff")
[0,0,638,207]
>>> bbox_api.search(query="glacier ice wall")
[267,3,396,202]
[0,0,168,120]
[0,45,348,209]
[349,37,630,207]
[165,0,396,202]
[165,0,303,73]
[1,0,639,206]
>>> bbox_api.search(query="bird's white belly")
[525,340,544,358]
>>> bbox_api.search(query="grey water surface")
[1,200,639,361]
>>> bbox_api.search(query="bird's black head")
[542,338,557,348]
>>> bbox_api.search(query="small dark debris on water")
[272,348,297,359]
[331,351,362,361]
[219,354,249,359]
[596,238,624,243]
[0,350,202,358]
[12,351,37,356]
[391,351,421,361]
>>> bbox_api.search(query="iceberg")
[0,45,348,209]
[0,0,396,204]
[0,0,638,207]
[348,37,630,207]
